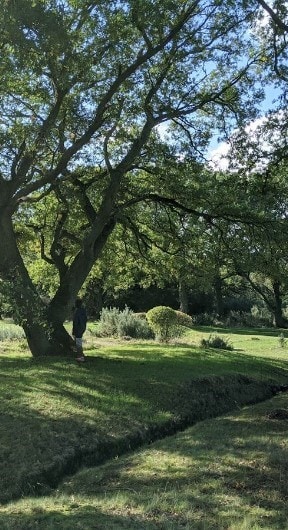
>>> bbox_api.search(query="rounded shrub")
[175,310,193,328]
[146,306,178,342]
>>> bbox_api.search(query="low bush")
[192,309,273,328]
[200,333,234,351]
[191,312,220,326]
[117,314,154,339]
[175,310,193,328]
[97,306,154,339]
[97,306,120,336]
[0,322,25,341]
[225,309,273,328]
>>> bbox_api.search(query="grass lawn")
[0,391,287,529]
[0,323,287,528]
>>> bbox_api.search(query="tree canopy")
[0,0,287,355]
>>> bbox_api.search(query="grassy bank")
[0,325,287,505]
[0,391,287,529]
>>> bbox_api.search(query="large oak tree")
[0,0,265,355]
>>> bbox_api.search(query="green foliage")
[0,286,13,319]
[191,312,219,326]
[200,333,234,351]
[175,310,193,328]
[96,307,120,336]
[192,308,274,328]
[250,305,273,327]
[117,314,154,340]
[97,306,154,339]
[146,305,179,342]
[223,309,273,328]
[0,321,25,341]
[0,273,49,333]
[0,0,286,359]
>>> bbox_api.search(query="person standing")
[72,298,87,362]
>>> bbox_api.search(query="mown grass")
[0,392,287,529]
[0,322,287,528]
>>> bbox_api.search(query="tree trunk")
[272,280,288,328]
[85,279,104,318]
[178,278,189,314]
[23,320,75,357]
[213,275,225,317]
[0,185,118,355]
[0,212,74,356]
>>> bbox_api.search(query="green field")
[0,323,287,528]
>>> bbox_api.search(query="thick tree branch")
[10,2,208,204]
[257,0,288,32]
[117,192,273,228]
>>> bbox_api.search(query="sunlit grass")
[0,321,287,528]
[185,326,288,359]
[0,392,287,529]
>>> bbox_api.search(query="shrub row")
[92,306,194,342]
[94,306,154,339]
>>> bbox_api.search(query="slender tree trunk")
[178,278,189,314]
[48,217,116,323]
[272,280,288,328]
[213,275,225,317]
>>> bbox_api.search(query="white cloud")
[208,112,286,172]
[208,142,231,171]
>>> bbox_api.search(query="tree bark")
[272,280,288,328]
[0,211,74,356]
[85,279,104,319]
[213,275,225,317]
[178,278,189,314]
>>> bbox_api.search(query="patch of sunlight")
[132,449,194,478]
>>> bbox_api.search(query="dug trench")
[6,374,288,504]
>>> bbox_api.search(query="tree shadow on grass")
[0,507,161,530]
[2,397,286,530]
[0,348,287,506]
[193,325,288,338]
[52,392,288,529]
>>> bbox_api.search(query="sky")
[208,1,286,170]
[208,83,282,170]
